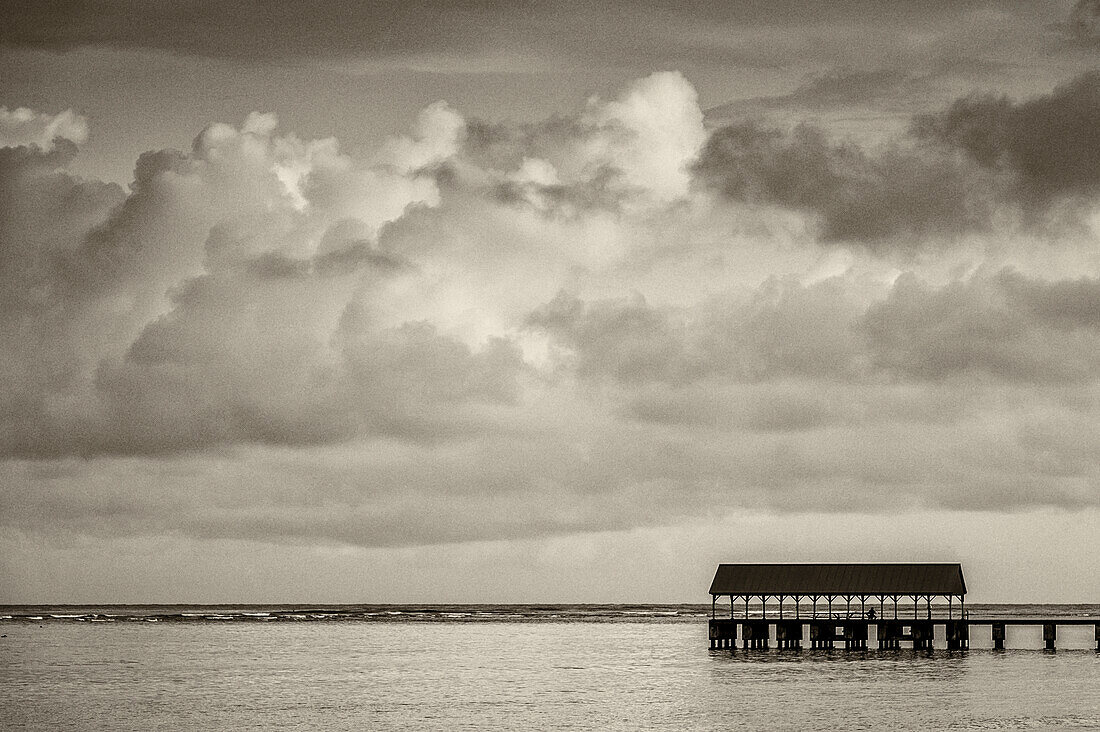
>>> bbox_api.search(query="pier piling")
[1043,623,1056,651]
[992,622,1006,650]
[710,615,1093,651]
[809,621,835,649]
[911,621,934,650]
[946,620,969,650]
[878,621,900,649]
[844,622,868,650]
[776,620,803,649]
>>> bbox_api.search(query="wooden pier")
[707,563,1099,651]
[709,617,1100,651]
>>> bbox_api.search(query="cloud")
[864,269,1100,382]
[527,278,864,384]
[914,71,1100,204]
[0,0,1051,76]
[708,69,920,118]
[461,71,706,210]
[699,71,1100,247]
[584,71,706,202]
[529,267,1100,390]
[693,120,987,248]
[1052,0,1100,50]
[4,71,1100,556]
[709,60,1010,124]
[0,106,88,149]
[0,104,524,458]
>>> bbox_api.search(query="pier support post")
[947,620,969,650]
[912,621,934,650]
[810,621,835,649]
[992,622,1005,650]
[776,620,802,649]
[844,622,868,650]
[709,619,742,650]
[877,621,901,649]
[1043,623,1056,651]
[743,620,770,650]
[1095,624,1099,652]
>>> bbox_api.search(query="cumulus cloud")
[3,69,1100,556]
[0,106,88,149]
[527,278,864,384]
[0,103,519,458]
[463,71,705,211]
[583,71,706,202]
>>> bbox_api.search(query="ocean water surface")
[2,604,1098,730]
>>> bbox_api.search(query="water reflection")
[706,647,973,682]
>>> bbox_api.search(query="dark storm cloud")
[698,71,1100,246]
[693,120,985,248]
[1052,0,1100,49]
[914,71,1100,204]
[0,0,1043,67]
[0,0,487,60]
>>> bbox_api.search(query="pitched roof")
[708,563,966,597]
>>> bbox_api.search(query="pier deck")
[707,563,1096,651]
[708,617,1100,651]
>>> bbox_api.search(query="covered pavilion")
[709,563,967,621]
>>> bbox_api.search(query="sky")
[1,0,1099,604]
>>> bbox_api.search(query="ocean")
[2,604,1098,730]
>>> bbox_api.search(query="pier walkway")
[708,616,1100,650]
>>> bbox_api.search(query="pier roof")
[709,563,966,597]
